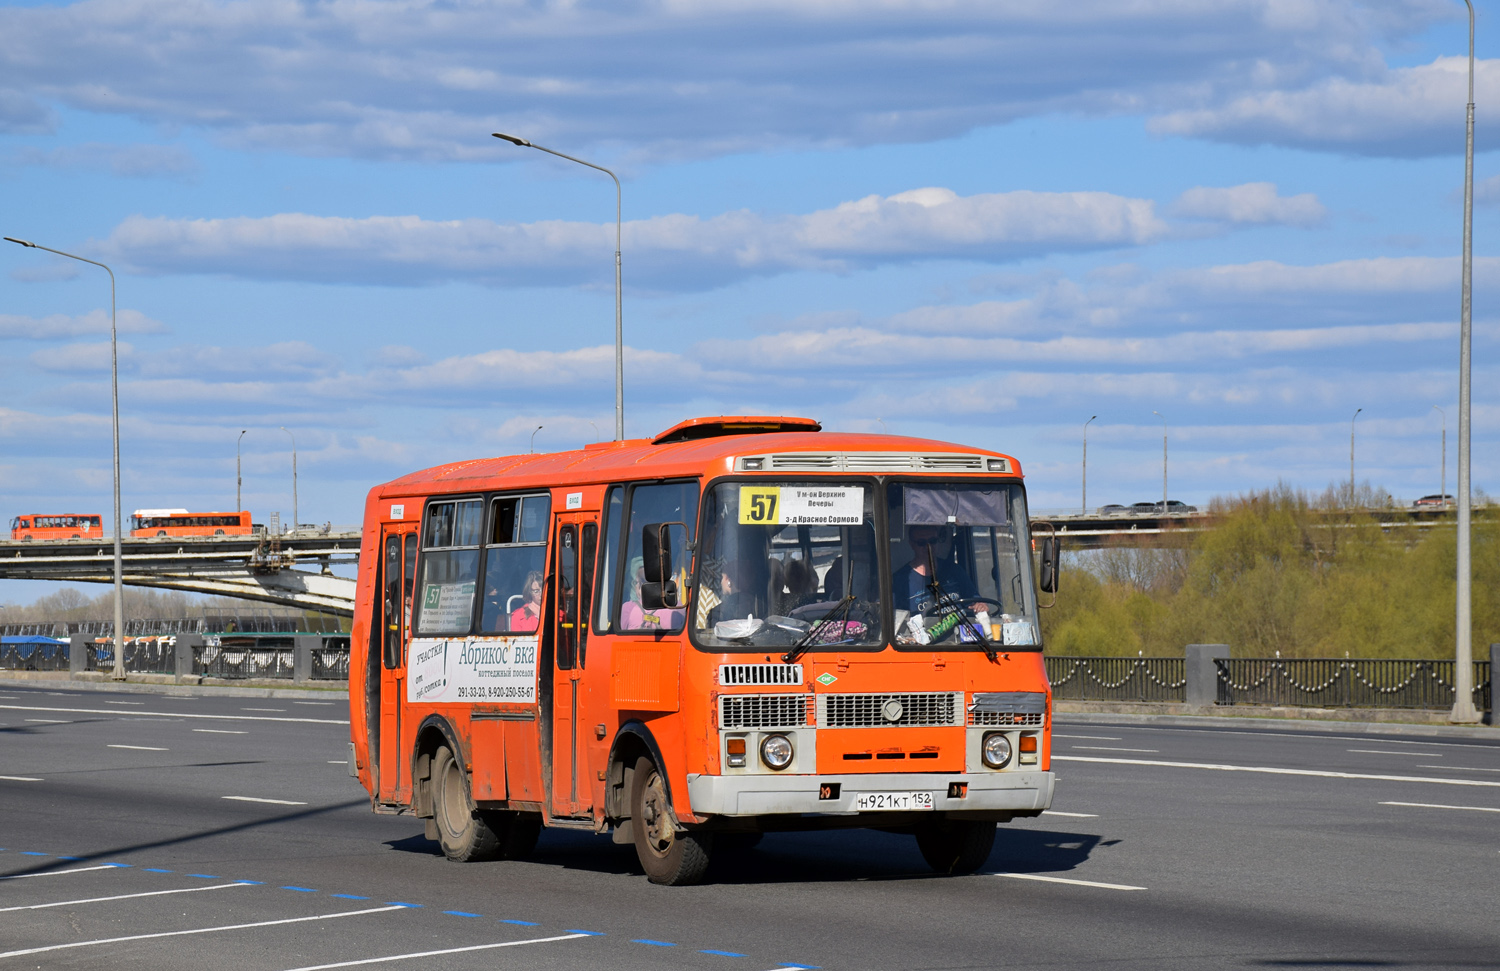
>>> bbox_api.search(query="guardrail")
[0,633,353,682]
[1045,656,1186,703]
[1045,653,1492,712]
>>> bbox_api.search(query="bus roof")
[372,416,1022,500]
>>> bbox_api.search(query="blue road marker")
[58,856,82,860]
[20,852,46,857]
[386,902,422,908]
[236,881,264,885]
[282,886,317,892]
[330,894,370,900]
[567,930,606,936]
[103,863,132,868]
[144,868,173,873]
[701,950,748,957]
[188,874,218,879]
[500,919,540,926]
[633,940,677,947]
[444,911,482,917]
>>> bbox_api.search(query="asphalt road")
[2,683,1498,970]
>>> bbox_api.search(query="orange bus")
[130,508,253,537]
[9,513,104,541]
[348,416,1058,885]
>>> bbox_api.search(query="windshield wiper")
[925,573,998,663]
[782,595,857,665]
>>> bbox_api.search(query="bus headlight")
[760,734,794,770]
[982,733,1012,769]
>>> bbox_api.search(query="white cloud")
[0,309,166,340]
[30,340,135,372]
[7,142,197,179]
[0,0,1449,162]
[102,187,1167,289]
[1171,182,1326,227]
[1148,55,1500,157]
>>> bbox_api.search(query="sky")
[2,0,1498,604]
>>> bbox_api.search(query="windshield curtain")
[887,481,1039,650]
[693,480,883,650]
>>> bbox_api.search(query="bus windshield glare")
[691,478,1038,651]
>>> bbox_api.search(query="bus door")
[549,512,598,818]
[378,522,418,803]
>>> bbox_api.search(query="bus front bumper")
[686,770,1054,818]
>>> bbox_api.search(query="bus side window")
[593,486,623,634]
[557,525,578,670]
[403,533,417,654]
[579,523,596,667]
[383,535,401,668]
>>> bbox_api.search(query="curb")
[1056,709,1498,740]
[0,673,348,701]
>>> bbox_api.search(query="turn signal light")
[1019,733,1039,764]
[726,736,747,768]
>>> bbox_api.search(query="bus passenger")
[622,556,683,630]
[510,571,544,632]
[706,561,757,626]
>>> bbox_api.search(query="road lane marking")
[109,744,168,751]
[1380,801,1500,814]
[294,702,334,706]
[194,729,248,734]
[242,707,286,712]
[223,796,308,806]
[0,882,251,912]
[1072,746,1159,753]
[1052,734,1122,741]
[0,704,347,725]
[104,700,144,705]
[993,872,1146,891]
[1055,755,1500,788]
[25,718,69,724]
[1349,749,1442,757]
[0,776,42,782]
[1066,725,1489,749]
[0,904,404,959]
[328,760,346,764]
[1420,765,1500,773]
[0,865,125,879]
[1041,810,1099,818]
[279,933,589,971]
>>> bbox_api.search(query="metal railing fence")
[84,638,177,675]
[1045,656,1186,703]
[1,611,347,639]
[1216,658,1491,711]
[0,641,69,671]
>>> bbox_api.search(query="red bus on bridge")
[9,513,104,541]
[348,416,1057,884]
[130,508,253,537]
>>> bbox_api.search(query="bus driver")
[891,524,977,615]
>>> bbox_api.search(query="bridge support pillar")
[1186,644,1230,708]
[69,634,89,676]
[1489,644,1498,726]
[176,634,203,682]
[294,635,317,683]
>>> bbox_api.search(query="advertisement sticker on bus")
[738,485,863,526]
[420,581,474,630]
[407,636,538,704]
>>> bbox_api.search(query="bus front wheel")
[431,745,501,862]
[914,819,996,875]
[630,755,712,886]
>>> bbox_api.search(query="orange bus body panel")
[130,511,252,538]
[10,513,105,541]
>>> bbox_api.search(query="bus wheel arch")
[411,716,462,822]
[605,720,675,836]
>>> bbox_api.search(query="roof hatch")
[651,415,822,445]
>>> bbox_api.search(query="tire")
[915,819,996,875]
[431,745,501,862]
[631,755,712,885]
[156,530,167,537]
[214,529,225,536]
[477,809,542,860]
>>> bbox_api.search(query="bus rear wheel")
[915,819,996,875]
[631,755,712,886]
[431,744,501,862]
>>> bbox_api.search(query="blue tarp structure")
[1,635,67,658]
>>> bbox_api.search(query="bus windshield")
[888,481,1038,649]
[693,480,883,650]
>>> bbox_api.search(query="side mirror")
[1038,536,1060,594]
[641,522,686,609]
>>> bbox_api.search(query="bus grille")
[967,691,1047,727]
[720,663,803,686]
[818,692,962,728]
[720,693,813,729]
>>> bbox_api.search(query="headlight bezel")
[760,733,794,770]
[982,731,1013,769]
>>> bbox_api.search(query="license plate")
[853,791,935,812]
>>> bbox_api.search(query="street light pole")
[1082,415,1097,515]
[5,236,126,679]
[1152,411,1167,512]
[1432,405,1446,504]
[1452,0,1481,723]
[530,425,544,454]
[278,426,297,535]
[236,429,247,511]
[493,132,624,441]
[1349,408,1362,508]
